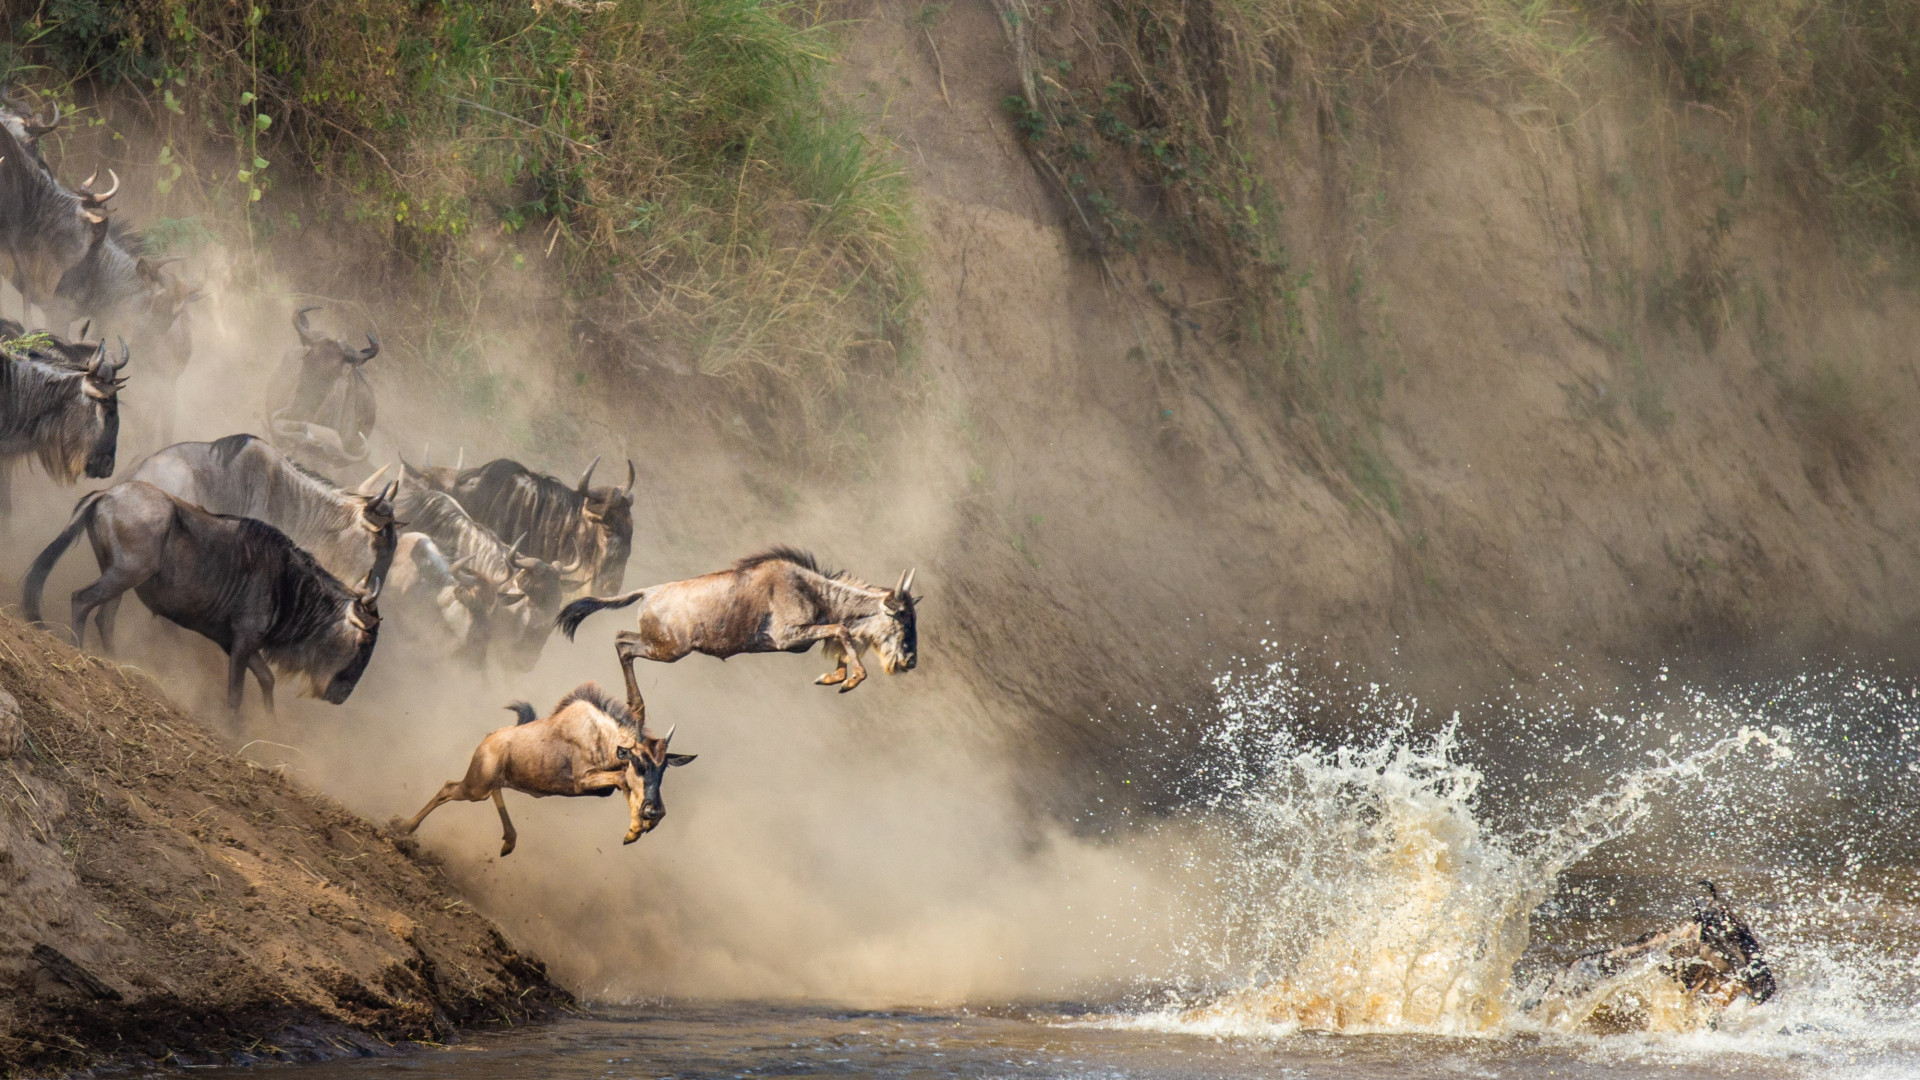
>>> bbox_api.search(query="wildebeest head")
[496,536,567,668]
[614,725,697,836]
[317,574,383,704]
[282,306,377,447]
[861,568,919,674]
[575,456,636,594]
[77,338,128,479]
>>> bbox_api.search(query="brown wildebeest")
[399,683,695,856]
[22,481,382,717]
[555,547,917,693]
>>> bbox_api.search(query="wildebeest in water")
[445,456,634,597]
[556,547,918,694]
[22,481,382,717]
[398,682,695,856]
[0,330,125,515]
[265,305,379,469]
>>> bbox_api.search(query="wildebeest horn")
[109,336,128,375]
[506,532,526,560]
[293,305,322,346]
[624,458,635,496]
[447,554,474,575]
[268,407,302,437]
[24,99,57,138]
[78,167,118,205]
[577,455,600,493]
[355,462,394,495]
[421,443,430,467]
[455,446,464,471]
[896,568,915,595]
[352,332,379,364]
[78,319,89,341]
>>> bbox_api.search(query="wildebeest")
[448,456,634,596]
[128,435,398,588]
[1529,881,1775,1033]
[22,481,381,715]
[264,305,379,469]
[398,682,695,856]
[0,334,126,515]
[556,547,918,693]
[387,531,493,661]
[394,472,565,670]
[0,113,105,318]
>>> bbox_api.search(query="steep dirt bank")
[0,613,566,1075]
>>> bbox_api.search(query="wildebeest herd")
[0,93,920,858]
[0,95,1776,1027]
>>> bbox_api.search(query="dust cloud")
[0,234,1201,1006]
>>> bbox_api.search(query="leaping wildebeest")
[0,333,126,515]
[446,456,634,597]
[556,547,918,693]
[398,683,696,856]
[22,481,382,716]
[128,434,398,588]
[264,305,379,469]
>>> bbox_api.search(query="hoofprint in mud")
[555,547,918,693]
[21,481,382,716]
[398,682,696,856]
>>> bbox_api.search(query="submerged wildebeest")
[447,456,634,597]
[394,471,565,669]
[22,481,382,715]
[1530,881,1775,1032]
[129,435,398,588]
[556,547,918,694]
[0,334,126,515]
[264,305,379,469]
[398,682,695,856]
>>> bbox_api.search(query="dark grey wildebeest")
[398,683,695,856]
[448,456,634,597]
[0,335,126,515]
[129,434,398,589]
[395,473,565,670]
[22,481,381,715]
[264,305,379,469]
[556,547,918,695]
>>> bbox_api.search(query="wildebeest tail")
[23,490,106,624]
[555,589,645,639]
[504,701,537,726]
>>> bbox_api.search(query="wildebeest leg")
[70,572,141,651]
[782,624,868,691]
[93,595,122,651]
[400,781,472,835]
[247,654,276,714]
[614,638,648,727]
[493,790,517,856]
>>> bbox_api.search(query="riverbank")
[0,613,567,1076]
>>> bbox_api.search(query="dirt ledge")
[0,613,569,1076]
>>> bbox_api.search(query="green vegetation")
[2,0,914,422]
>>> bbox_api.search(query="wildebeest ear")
[665,753,696,766]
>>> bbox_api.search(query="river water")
[196,659,1920,1079]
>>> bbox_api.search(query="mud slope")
[0,613,566,1074]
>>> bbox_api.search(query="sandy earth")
[0,614,567,1075]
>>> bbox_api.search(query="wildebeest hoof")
[499,840,515,857]
[816,670,846,686]
[623,830,640,844]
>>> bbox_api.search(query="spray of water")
[1108,656,1920,1063]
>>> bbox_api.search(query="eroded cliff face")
[827,5,1920,743]
[0,617,566,1074]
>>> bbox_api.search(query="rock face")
[0,616,567,1074]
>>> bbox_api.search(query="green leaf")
[238,91,256,105]
[253,113,272,132]
[253,156,269,170]
[237,170,252,182]
[163,89,184,116]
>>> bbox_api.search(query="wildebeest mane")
[170,504,358,656]
[733,545,851,582]
[555,682,642,736]
[400,487,516,580]
[209,432,257,468]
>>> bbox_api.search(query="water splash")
[1110,657,1919,1057]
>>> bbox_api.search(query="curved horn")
[23,99,57,138]
[624,458,635,496]
[421,443,431,467]
[576,455,600,493]
[355,462,393,495]
[897,568,915,595]
[108,336,128,375]
[78,167,118,205]
[352,332,379,364]
[455,446,464,471]
[268,407,303,437]
[293,304,322,345]
[506,532,526,560]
